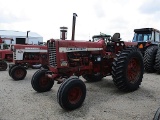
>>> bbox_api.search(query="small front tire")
[10,66,27,80]
[57,76,86,110]
[0,61,8,71]
[31,70,54,92]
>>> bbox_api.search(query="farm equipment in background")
[31,13,144,110]
[8,44,48,80]
[92,32,111,42]
[132,28,160,73]
[0,37,13,71]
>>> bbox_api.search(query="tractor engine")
[67,51,90,67]
[47,39,107,77]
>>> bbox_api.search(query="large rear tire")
[82,73,103,82]
[10,66,27,80]
[144,46,158,73]
[154,48,160,73]
[0,61,7,71]
[57,76,86,110]
[112,47,144,92]
[31,70,54,92]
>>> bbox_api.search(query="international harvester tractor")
[31,13,144,110]
[132,28,160,73]
[8,44,48,80]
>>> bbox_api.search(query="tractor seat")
[111,33,121,42]
[106,33,121,52]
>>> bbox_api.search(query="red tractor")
[31,13,144,110]
[8,44,48,80]
[132,28,160,73]
[0,37,13,71]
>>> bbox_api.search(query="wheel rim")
[39,76,49,88]
[0,62,7,70]
[127,58,141,83]
[68,87,82,104]
[14,69,25,78]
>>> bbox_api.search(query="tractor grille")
[48,41,57,67]
[13,52,16,60]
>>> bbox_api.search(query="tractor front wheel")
[112,47,144,92]
[57,76,86,110]
[31,70,54,92]
[10,66,27,80]
[0,61,7,71]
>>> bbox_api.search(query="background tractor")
[8,44,48,80]
[132,28,160,73]
[31,13,144,110]
[92,32,111,42]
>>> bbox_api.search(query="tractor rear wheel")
[154,48,160,73]
[82,73,103,82]
[31,70,54,92]
[144,46,158,73]
[10,66,27,80]
[0,61,7,71]
[112,47,144,92]
[57,76,86,110]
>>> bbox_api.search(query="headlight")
[97,56,101,61]
[116,43,120,46]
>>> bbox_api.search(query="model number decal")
[59,47,103,52]
[67,48,87,51]
[25,47,40,49]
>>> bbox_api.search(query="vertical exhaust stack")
[60,27,68,40]
[26,30,30,44]
[71,13,78,41]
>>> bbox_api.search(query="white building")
[0,30,43,45]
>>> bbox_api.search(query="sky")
[0,0,160,42]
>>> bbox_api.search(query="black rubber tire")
[112,47,144,92]
[82,73,103,82]
[10,66,27,80]
[31,70,54,92]
[57,76,86,110]
[0,61,8,71]
[8,65,17,76]
[144,46,158,73]
[154,48,160,74]
[153,107,160,120]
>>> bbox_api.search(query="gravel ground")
[0,69,160,120]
